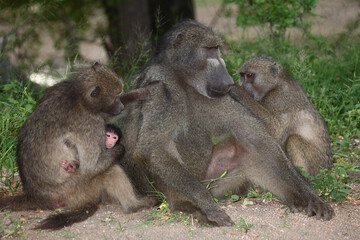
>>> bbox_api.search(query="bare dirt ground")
[1,0,360,239]
[1,183,360,239]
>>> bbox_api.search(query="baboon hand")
[305,200,334,221]
[109,143,125,159]
[206,208,234,226]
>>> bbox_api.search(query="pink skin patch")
[106,132,119,149]
[53,198,66,209]
[61,160,78,173]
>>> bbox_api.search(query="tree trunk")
[101,0,194,66]
[149,0,194,44]
[101,0,152,65]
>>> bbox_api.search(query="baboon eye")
[205,46,219,50]
[246,73,254,78]
[106,134,110,138]
[113,136,118,140]
[240,72,255,83]
[240,72,246,79]
[90,86,101,98]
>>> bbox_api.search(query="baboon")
[229,55,332,176]
[105,124,122,149]
[118,19,334,227]
[60,124,122,173]
[0,63,156,230]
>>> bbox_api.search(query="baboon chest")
[175,123,213,178]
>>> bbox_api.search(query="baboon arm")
[285,135,332,176]
[75,138,122,178]
[120,82,160,108]
[103,83,160,123]
[229,85,278,126]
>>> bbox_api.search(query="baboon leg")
[102,165,155,213]
[159,188,218,225]
[286,135,331,176]
[0,195,41,211]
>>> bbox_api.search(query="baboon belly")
[206,136,248,180]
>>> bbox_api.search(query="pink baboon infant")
[61,124,122,172]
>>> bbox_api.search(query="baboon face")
[106,131,119,149]
[160,20,234,98]
[81,63,124,115]
[238,56,280,101]
[203,46,234,98]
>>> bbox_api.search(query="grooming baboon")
[118,20,334,227]
[229,55,332,176]
[0,63,156,230]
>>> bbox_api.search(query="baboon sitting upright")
[118,20,334,227]
[0,63,156,230]
[229,55,332,176]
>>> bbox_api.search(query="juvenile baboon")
[0,63,156,230]
[118,20,334,227]
[229,56,332,176]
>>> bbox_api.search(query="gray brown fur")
[0,63,154,229]
[118,20,334,227]
[230,56,332,176]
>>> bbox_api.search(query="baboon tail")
[34,204,98,230]
[0,194,39,211]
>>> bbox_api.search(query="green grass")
[0,211,29,238]
[143,201,192,226]
[0,80,41,193]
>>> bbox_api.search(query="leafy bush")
[227,0,319,40]
[299,163,358,202]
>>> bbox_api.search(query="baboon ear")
[270,63,279,77]
[173,33,184,48]
[90,86,101,98]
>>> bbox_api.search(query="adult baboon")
[229,55,332,176]
[118,20,334,227]
[0,63,156,230]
